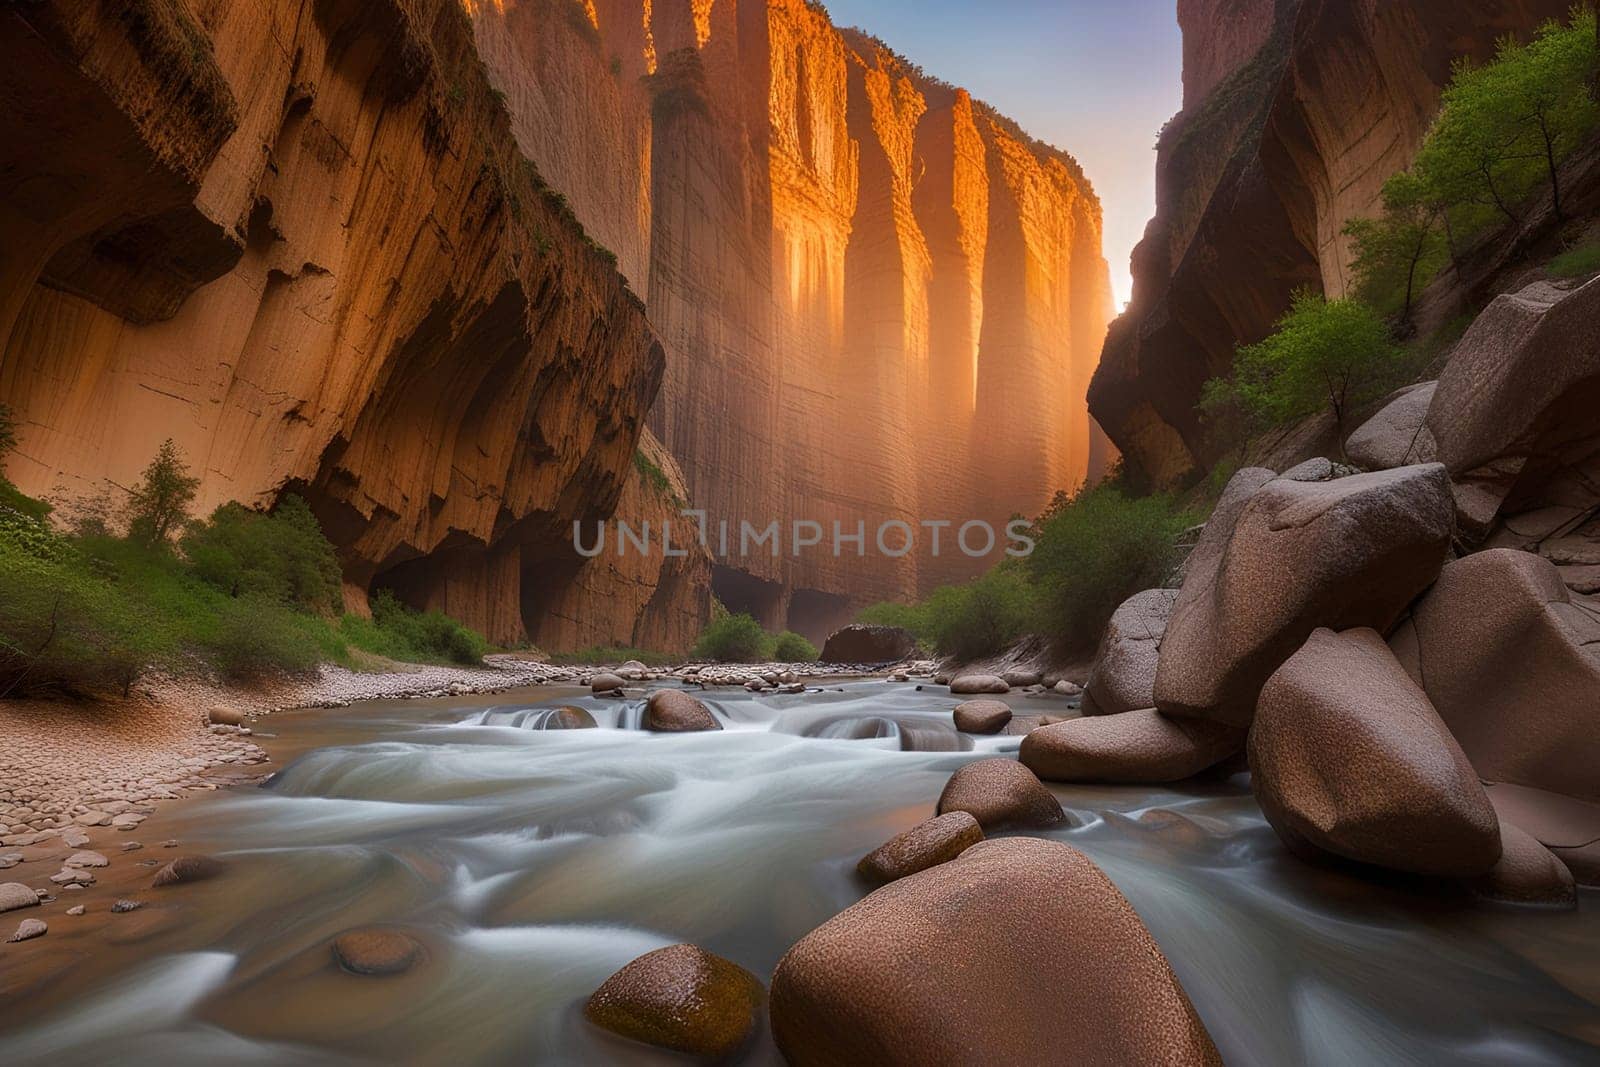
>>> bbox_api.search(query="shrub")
[204,598,330,681]
[1218,291,1408,442]
[351,589,491,666]
[1549,241,1600,278]
[125,438,199,546]
[0,534,161,698]
[1026,480,1194,653]
[692,612,771,662]
[0,402,15,459]
[771,630,819,662]
[855,600,930,643]
[920,566,1034,663]
[182,495,342,613]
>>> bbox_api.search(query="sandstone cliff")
[0,0,711,650]
[466,0,1113,636]
[1090,0,1572,487]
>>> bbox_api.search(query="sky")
[821,0,1185,311]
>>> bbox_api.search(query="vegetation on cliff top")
[0,437,491,699]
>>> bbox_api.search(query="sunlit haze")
[823,0,1184,313]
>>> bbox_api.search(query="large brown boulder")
[643,689,721,732]
[1082,589,1175,716]
[1425,278,1600,538]
[1470,818,1576,909]
[935,758,1067,831]
[1020,709,1242,784]
[951,699,1011,734]
[948,674,1008,695]
[1402,549,1600,804]
[1345,381,1437,470]
[1155,464,1454,727]
[856,812,984,886]
[1250,628,1500,877]
[770,838,1222,1066]
[819,624,915,664]
[586,944,764,1059]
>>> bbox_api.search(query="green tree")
[1228,292,1405,449]
[0,403,15,460]
[125,439,200,546]
[1501,10,1600,221]
[181,494,342,613]
[1343,171,1446,322]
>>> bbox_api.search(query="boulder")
[585,944,763,1059]
[999,668,1043,687]
[1170,466,1276,590]
[7,918,46,943]
[0,882,39,913]
[1021,709,1242,784]
[935,758,1067,830]
[643,689,721,732]
[1485,783,1600,886]
[1346,381,1437,470]
[1469,818,1576,909]
[589,673,626,694]
[152,855,227,888]
[1250,628,1500,877]
[856,812,984,885]
[770,838,1222,1066]
[207,705,246,726]
[951,699,1011,734]
[541,706,598,730]
[819,625,915,664]
[1155,464,1454,727]
[949,674,1008,695]
[1403,549,1600,803]
[1425,278,1600,538]
[1082,589,1174,716]
[332,928,426,976]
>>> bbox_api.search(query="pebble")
[50,869,93,885]
[61,830,91,849]
[121,842,143,852]
[65,850,108,869]
[66,905,85,916]
[111,900,143,913]
[7,918,46,942]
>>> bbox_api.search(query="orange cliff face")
[0,0,711,652]
[1090,0,1572,488]
[468,0,1113,637]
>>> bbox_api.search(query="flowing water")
[1,680,1598,1065]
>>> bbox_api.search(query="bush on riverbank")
[0,440,493,696]
[854,476,1194,661]
[693,612,771,662]
[771,630,819,662]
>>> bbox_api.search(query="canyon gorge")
[1090,0,1575,486]
[0,0,1112,652]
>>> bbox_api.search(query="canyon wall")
[467,0,1113,637]
[1090,0,1573,487]
[0,0,711,650]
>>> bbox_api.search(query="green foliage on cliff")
[1205,293,1409,447]
[854,476,1194,661]
[0,441,493,697]
[1346,9,1599,314]
[1549,239,1600,276]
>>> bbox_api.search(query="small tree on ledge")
[125,438,200,547]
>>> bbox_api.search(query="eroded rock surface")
[1022,709,1242,785]
[1083,589,1175,716]
[771,838,1222,1066]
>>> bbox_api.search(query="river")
[1,680,1597,1065]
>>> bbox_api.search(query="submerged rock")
[948,674,1008,695]
[1251,628,1500,877]
[586,944,763,1059]
[771,838,1221,1066]
[856,812,984,886]
[951,699,1011,734]
[1021,709,1241,784]
[152,855,227,888]
[333,928,426,976]
[935,758,1067,830]
[643,690,721,732]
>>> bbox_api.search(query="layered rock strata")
[0,0,711,650]
[466,0,1114,633]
